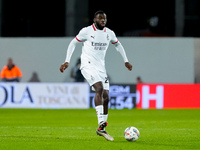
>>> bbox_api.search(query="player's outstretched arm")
[113,41,132,71]
[60,62,69,73]
[59,38,79,73]
[125,62,132,71]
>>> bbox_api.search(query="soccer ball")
[124,127,140,141]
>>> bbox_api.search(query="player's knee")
[96,86,103,95]
[94,82,103,95]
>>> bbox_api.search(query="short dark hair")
[94,10,106,18]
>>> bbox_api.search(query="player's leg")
[103,90,109,114]
[92,81,105,125]
[96,89,113,141]
[93,81,103,106]
[81,67,104,124]
[102,90,109,122]
[93,82,108,130]
[81,68,113,141]
[95,74,113,141]
[101,73,109,124]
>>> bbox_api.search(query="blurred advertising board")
[137,84,200,109]
[0,83,89,109]
[90,84,137,109]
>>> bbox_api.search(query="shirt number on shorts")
[105,77,109,83]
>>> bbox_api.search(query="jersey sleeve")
[65,38,79,63]
[75,27,87,42]
[110,31,118,44]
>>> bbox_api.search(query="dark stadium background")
[1,0,200,37]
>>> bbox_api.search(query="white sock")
[102,114,108,130]
[95,105,104,124]
[103,114,108,122]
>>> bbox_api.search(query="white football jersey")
[76,24,118,72]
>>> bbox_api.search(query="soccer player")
[60,10,132,141]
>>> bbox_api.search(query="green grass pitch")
[0,109,200,150]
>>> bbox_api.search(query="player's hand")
[60,62,69,73]
[125,62,132,71]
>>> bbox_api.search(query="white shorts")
[81,67,109,91]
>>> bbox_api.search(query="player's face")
[94,13,107,30]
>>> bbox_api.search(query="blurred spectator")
[136,76,143,84]
[123,16,169,37]
[70,58,84,82]
[0,58,23,82]
[29,72,40,82]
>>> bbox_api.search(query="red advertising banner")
[136,84,200,109]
